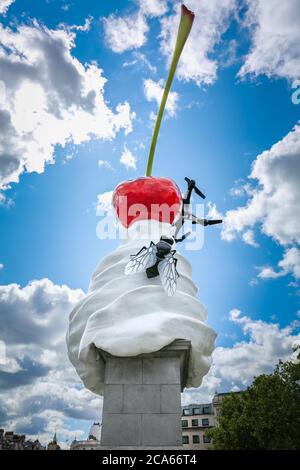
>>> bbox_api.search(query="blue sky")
[0,0,300,448]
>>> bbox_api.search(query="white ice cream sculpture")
[66,5,216,397]
[66,177,216,395]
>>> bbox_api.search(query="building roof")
[88,422,101,441]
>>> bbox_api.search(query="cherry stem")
[146,4,195,177]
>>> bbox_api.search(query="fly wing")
[158,253,179,296]
[125,242,157,275]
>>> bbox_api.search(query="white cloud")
[1,278,298,438]
[123,51,157,74]
[0,21,135,199]
[136,0,167,17]
[229,308,241,320]
[257,266,284,280]
[219,309,300,384]
[207,201,223,220]
[222,123,300,246]
[0,279,101,446]
[103,0,167,54]
[242,229,259,247]
[229,181,253,198]
[96,190,113,215]
[221,123,300,290]
[291,340,300,363]
[239,0,300,81]
[104,0,238,85]
[258,247,300,280]
[104,0,300,85]
[149,110,157,122]
[61,3,71,12]
[0,0,14,15]
[143,78,178,117]
[182,308,300,403]
[120,146,137,170]
[62,153,74,165]
[159,0,237,86]
[279,247,300,278]
[0,263,4,270]
[98,159,113,171]
[0,279,84,349]
[69,16,93,32]
[103,11,148,53]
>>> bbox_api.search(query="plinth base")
[100,339,191,448]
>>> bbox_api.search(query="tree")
[207,358,300,450]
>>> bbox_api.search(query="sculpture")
[66,4,218,448]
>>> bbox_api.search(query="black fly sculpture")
[125,178,223,297]
[125,236,178,296]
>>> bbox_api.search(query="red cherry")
[112,177,182,228]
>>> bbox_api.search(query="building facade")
[0,429,44,450]
[181,403,214,449]
[70,439,101,450]
[181,392,237,450]
[47,432,60,450]
[70,422,102,450]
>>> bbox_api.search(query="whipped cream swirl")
[66,221,216,395]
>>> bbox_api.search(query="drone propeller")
[184,176,193,185]
[192,219,223,226]
[205,219,223,226]
[184,177,206,199]
[194,186,206,199]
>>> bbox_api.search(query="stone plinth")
[99,339,191,449]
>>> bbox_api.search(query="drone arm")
[191,217,223,226]
[205,219,223,226]
[189,214,206,226]
[175,231,191,243]
[173,217,184,238]
[183,186,193,205]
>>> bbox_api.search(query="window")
[182,436,189,445]
[183,409,191,416]
[192,435,200,444]
[182,420,188,428]
[191,419,198,427]
[193,408,201,415]
[203,435,211,444]
[202,418,209,426]
[202,405,211,414]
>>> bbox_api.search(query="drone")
[125,178,223,297]
[173,177,223,240]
